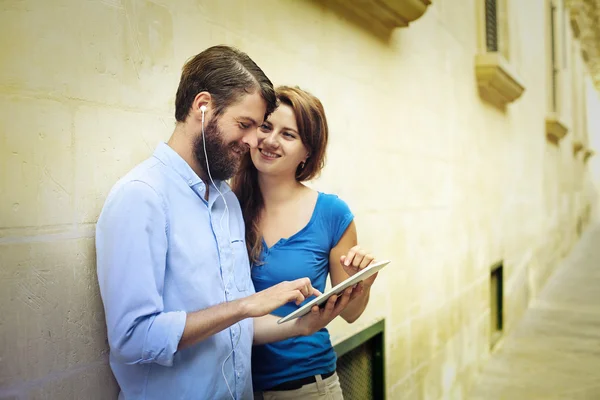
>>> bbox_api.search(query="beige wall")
[587,77,600,217]
[1,0,598,399]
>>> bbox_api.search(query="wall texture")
[1,0,598,399]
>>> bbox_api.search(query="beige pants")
[254,372,344,400]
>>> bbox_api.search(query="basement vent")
[334,319,385,400]
[490,262,504,348]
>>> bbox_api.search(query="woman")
[232,86,378,399]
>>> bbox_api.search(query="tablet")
[277,259,391,324]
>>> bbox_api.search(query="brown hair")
[231,86,329,264]
[174,45,276,122]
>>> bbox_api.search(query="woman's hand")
[294,287,357,336]
[340,245,378,292]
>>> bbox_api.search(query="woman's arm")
[329,221,377,323]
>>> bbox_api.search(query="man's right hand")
[242,278,322,318]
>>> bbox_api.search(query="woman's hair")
[231,86,329,264]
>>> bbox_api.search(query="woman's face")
[250,104,309,178]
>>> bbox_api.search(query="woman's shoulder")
[316,190,347,203]
[313,191,354,246]
[316,191,352,215]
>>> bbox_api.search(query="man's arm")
[178,278,319,350]
[96,181,320,362]
[96,181,184,366]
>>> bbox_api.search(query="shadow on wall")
[303,0,418,44]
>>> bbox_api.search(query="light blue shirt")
[96,142,255,400]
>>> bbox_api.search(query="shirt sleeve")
[328,195,354,248]
[96,180,186,367]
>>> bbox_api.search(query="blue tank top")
[250,192,354,391]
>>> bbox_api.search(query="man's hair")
[175,45,276,122]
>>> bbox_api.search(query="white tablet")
[277,259,390,324]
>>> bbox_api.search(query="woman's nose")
[263,131,280,147]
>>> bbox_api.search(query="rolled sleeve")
[96,180,185,367]
[142,310,187,366]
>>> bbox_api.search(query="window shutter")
[485,0,499,52]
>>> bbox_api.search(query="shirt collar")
[152,142,231,194]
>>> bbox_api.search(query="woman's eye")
[283,132,295,138]
[239,123,250,129]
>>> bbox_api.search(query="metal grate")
[334,320,385,400]
[337,341,374,399]
[485,0,499,52]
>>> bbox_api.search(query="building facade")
[1,0,599,398]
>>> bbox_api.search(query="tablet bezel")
[276,259,390,324]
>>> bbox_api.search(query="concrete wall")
[1,0,598,399]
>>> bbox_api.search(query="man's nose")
[242,129,258,149]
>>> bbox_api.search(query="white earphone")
[200,105,206,124]
[199,102,241,400]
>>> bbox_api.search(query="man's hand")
[242,278,321,318]
[340,245,377,293]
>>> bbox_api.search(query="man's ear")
[191,92,213,121]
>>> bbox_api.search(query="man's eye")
[239,123,250,129]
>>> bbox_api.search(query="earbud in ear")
[200,105,206,125]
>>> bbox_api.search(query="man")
[96,45,354,400]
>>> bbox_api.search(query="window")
[475,0,525,110]
[485,0,499,52]
[483,0,509,59]
[550,1,558,112]
[545,0,568,144]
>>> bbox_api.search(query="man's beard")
[193,116,247,181]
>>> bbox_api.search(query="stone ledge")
[475,53,526,110]
[573,141,584,157]
[545,113,569,145]
[328,0,432,29]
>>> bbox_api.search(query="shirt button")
[188,179,193,185]
[237,372,241,378]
